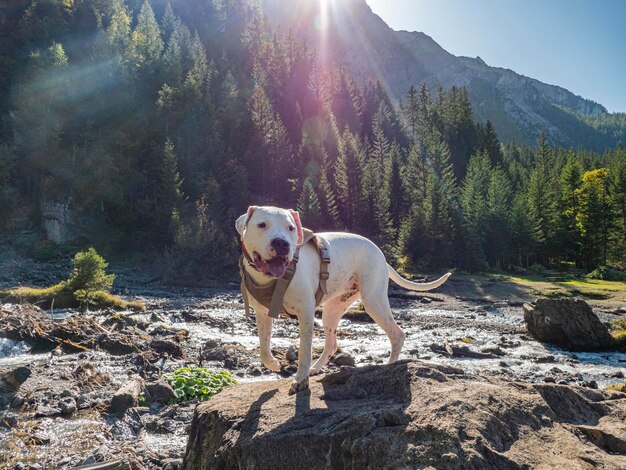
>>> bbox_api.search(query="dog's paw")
[262,358,282,372]
[288,378,309,395]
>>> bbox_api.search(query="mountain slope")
[262,0,624,149]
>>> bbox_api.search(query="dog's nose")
[270,238,290,256]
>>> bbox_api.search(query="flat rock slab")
[183,361,626,469]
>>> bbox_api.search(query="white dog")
[236,206,450,394]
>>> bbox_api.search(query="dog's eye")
[257,222,266,229]
[288,225,295,232]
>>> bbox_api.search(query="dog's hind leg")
[255,308,281,372]
[361,291,406,364]
[310,293,359,376]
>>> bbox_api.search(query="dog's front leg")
[288,307,314,395]
[256,309,281,372]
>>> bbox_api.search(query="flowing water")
[1,289,625,468]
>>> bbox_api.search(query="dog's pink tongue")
[268,262,287,278]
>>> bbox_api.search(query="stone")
[145,380,175,404]
[150,339,184,358]
[0,412,18,429]
[0,367,31,393]
[183,360,626,469]
[285,345,298,362]
[332,352,356,367]
[59,396,77,416]
[523,299,614,351]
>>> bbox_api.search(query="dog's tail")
[387,265,451,291]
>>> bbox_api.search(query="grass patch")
[164,366,237,403]
[529,288,572,298]
[609,318,626,349]
[493,272,626,303]
[1,247,144,311]
[606,381,626,393]
[572,289,612,300]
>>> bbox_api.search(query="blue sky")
[366,0,626,112]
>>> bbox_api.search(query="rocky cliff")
[183,360,626,469]
[262,0,619,148]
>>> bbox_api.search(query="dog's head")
[235,206,304,278]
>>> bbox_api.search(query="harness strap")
[241,276,251,319]
[240,230,329,320]
[267,248,299,318]
[318,238,330,295]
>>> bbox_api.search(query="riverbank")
[1,253,625,469]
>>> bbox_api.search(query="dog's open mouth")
[253,252,289,278]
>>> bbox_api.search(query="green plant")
[66,247,115,292]
[611,318,626,331]
[587,266,626,282]
[1,247,144,310]
[164,366,237,403]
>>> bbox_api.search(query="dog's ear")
[235,206,256,238]
[289,209,304,246]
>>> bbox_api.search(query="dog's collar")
[241,240,259,271]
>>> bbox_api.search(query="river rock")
[0,366,31,393]
[332,352,355,367]
[182,360,626,469]
[59,396,77,416]
[145,380,176,404]
[523,299,614,351]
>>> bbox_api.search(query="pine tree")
[161,2,176,42]
[478,120,503,166]
[461,151,491,238]
[185,32,209,96]
[107,0,131,59]
[132,0,164,68]
[575,168,612,269]
[297,177,323,229]
[607,146,626,263]
[317,152,341,229]
[160,138,184,241]
[485,166,512,267]
[558,156,583,265]
[386,146,405,230]
[510,193,536,267]
[526,133,558,263]
[335,129,365,229]
[402,85,419,144]
[422,136,458,268]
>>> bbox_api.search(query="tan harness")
[240,229,330,319]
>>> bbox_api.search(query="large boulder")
[523,299,614,350]
[182,361,626,469]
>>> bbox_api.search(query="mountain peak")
[262,0,612,146]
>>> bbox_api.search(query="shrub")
[164,366,237,403]
[1,247,144,310]
[586,266,626,282]
[66,247,115,292]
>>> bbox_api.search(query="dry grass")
[606,381,626,393]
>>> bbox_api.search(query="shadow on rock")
[182,360,626,470]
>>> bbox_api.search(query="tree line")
[0,0,624,280]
